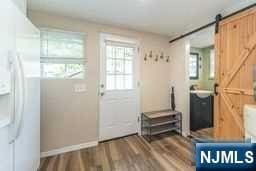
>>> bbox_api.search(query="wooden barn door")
[214,7,256,140]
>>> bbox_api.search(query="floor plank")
[40,133,196,171]
[190,128,213,139]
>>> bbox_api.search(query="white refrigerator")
[0,0,40,171]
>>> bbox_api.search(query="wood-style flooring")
[190,128,213,139]
[40,133,196,171]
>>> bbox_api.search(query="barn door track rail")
[169,3,256,44]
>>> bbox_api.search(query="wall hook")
[160,52,164,59]
[166,56,170,62]
[144,54,147,61]
[155,55,159,62]
[149,51,153,58]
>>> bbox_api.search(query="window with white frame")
[105,41,135,90]
[40,29,85,79]
[209,49,215,79]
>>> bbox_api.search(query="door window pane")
[125,48,134,60]
[116,75,124,89]
[116,47,124,59]
[115,59,124,74]
[107,59,115,74]
[105,45,135,90]
[124,75,133,89]
[106,75,115,90]
[125,60,133,74]
[106,46,113,58]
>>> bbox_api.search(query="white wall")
[11,0,27,14]
[169,39,190,136]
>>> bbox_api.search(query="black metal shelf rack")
[141,109,182,142]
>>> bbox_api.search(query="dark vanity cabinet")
[190,93,213,131]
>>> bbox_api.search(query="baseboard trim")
[182,131,189,137]
[99,133,138,143]
[40,141,98,158]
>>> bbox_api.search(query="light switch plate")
[74,84,87,93]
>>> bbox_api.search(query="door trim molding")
[40,141,98,158]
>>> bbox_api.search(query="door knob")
[100,84,105,96]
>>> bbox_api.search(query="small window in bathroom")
[209,49,215,79]
[189,53,199,80]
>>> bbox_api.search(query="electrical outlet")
[74,84,87,93]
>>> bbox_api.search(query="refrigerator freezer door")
[12,4,40,171]
[0,0,16,170]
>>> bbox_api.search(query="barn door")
[214,8,256,140]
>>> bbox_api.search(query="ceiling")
[28,0,252,37]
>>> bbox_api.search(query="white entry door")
[99,34,140,141]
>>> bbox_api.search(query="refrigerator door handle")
[9,53,26,144]
[8,53,15,129]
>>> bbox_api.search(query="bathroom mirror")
[254,65,256,101]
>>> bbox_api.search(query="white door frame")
[98,33,141,141]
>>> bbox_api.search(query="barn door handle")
[214,83,219,96]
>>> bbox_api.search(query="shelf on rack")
[143,119,181,128]
[151,126,180,136]
[143,109,180,119]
